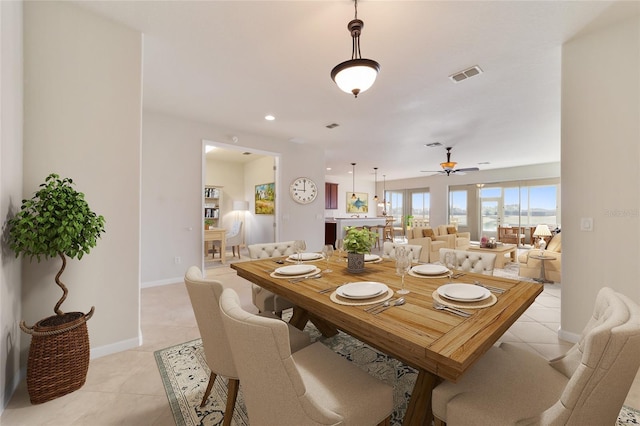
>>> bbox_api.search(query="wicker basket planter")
[20,308,94,404]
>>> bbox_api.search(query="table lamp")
[533,224,552,255]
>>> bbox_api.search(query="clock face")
[290,177,318,204]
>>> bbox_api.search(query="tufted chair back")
[439,248,497,275]
[382,242,423,261]
[248,241,296,259]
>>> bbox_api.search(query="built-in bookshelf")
[204,185,222,228]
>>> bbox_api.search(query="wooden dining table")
[231,255,542,426]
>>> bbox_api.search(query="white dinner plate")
[288,252,323,261]
[364,254,381,262]
[337,282,389,299]
[437,284,491,302]
[274,264,317,276]
[412,264,449,276]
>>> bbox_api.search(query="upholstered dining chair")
[224,221,242,258]
[219,288,394,426]
[382,241,423,261]
[247,241,297,317]
[432,287,640,426]
[438,248,497,276]
[184,266,310,425]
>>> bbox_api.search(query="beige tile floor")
[2,255,639,425]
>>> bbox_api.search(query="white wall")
[23,1,142,359]
[561,10,640,336]
[142,110,326,285]
[0,0,23,411]
[325,173,376,218]
[244,156,277,245]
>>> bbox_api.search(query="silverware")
[452,273,465,279]
[433,302,471,317]
[373,297,406,314]
[289,273,322,283]
[474,281,506,294]
[365,298,395,312]
[318,286,339,294]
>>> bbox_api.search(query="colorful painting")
[346,192,368,213]
[255,182,275,215]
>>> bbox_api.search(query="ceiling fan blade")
[455,167,480,172]
[420,170,444,173]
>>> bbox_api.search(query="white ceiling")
[75,1,623,180]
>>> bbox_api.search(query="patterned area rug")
[155,325,639,426]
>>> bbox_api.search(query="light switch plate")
[580,217,593,231]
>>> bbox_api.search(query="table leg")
[221,238,226,263]
[289,307,338,337]
[535,259,552,283]
[403,369,439,426]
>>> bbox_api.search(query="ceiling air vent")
[326,123,340,129]
[449,65,483,83]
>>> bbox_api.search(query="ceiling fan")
[421,147,480,176]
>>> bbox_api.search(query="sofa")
[406,226,448,263]
[518,232,562,282]
[435,224,471,250]
[439,248,497,275]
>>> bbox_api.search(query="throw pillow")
[446,226,457,234]
[422,228,434,238]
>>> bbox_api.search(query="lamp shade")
[533,224,552,237]
[331,59,380,96]
[233,201,249,211]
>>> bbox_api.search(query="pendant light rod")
[373,167,378,201]
[351,163,356,199]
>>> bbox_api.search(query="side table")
[528,254,556,283]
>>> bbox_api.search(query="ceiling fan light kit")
[331,0,380,98]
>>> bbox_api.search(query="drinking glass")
[293,240,306,264]
[395,249,411,295]
[322,244,334,272]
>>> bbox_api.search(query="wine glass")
[322,244,334,272]
[335,239,344,262]
[395,249,411,295]
[444,251,457,283]
[293,240,306,264]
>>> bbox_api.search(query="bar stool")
[364,225,382,249]
[383,217,395,242]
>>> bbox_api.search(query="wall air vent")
[326,123,340,129]
[449,65,483,83]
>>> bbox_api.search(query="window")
[410,190,430,222]
[449,190,468,226]
[386,190,404,227]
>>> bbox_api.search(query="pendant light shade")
[331,1,380,98]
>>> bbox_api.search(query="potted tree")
[7,173,105,404]
[342,227,375,273]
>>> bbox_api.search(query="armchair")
[406,226,448,263]
[518,232,562,282]
[435,224,471,250]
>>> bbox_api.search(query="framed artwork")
[346,192,368,213]
[255,182,275,215]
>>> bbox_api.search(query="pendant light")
[373,167,378,202]
[331,0,380,98]
[382,174,387,215]
[351,163,357,199]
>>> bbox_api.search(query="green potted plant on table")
[343,227,375,273]
[7,173,105,404]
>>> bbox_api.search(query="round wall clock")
[290,177,318,204]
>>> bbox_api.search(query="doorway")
[480,197,502,239]
[202,140,279,268]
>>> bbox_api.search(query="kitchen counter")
[326,217,387,242]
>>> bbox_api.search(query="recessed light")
[326,167,332,171]
[265,115,275,121]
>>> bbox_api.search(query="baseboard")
[141,277,183,288]
[558,327,581,343]
[90,335,141,359]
